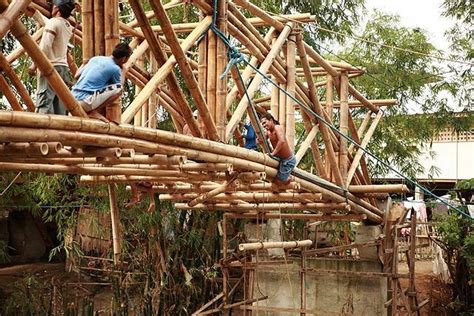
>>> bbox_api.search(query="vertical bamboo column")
[104,0,120,123]
[93,0,105,55]
[82,0,94,63]
[285,33,296,150]
[108,183,121,266]
[339,71,349,186]
[215,0,228,140]
[206,30,217,123]
[325,76,334,180]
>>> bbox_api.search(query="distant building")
[377,124,473,198]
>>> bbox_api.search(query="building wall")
[418,140,474,180]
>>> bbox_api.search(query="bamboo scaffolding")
[149,0,219,141]
[295,33,342,185]
[346,111,383,186]
[239,240,312,251]
[226,22,294,140]
[122,3,210,136]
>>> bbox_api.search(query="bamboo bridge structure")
[0,0,423,314]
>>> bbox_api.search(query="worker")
[71,43,131,123]
[28,0,77,115]
[260,113,296,185]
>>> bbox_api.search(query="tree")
[331,10,472,178]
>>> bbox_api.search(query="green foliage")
[456,178,474,191]
[434,212,473,312]
[249,0,365,42]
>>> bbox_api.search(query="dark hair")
[112,43,132,59]
[57,2,75,18]
[260,112,280,125]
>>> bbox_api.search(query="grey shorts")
[36,65,72,115]
[78,84,122,112]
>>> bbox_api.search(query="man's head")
[53,0,76,19]
[260,113,279,131]
[112,43,132,67]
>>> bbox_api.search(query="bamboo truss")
[0,1,418,314]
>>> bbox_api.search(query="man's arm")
[271,125,287,156]
[29,18,56,75]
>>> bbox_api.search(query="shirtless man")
[260,113,296,185]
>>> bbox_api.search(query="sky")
[365,0,454,52]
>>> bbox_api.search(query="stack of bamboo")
[0,0,407,224]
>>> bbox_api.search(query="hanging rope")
[207,1,472,219]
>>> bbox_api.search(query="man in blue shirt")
[243,123,258,150]
[72,43,131,122]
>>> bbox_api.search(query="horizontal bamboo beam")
[226,212,367,221]
[349,184,410,193]
[238,240,312,251]
[174,202,349,212]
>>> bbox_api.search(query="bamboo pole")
[300,113,327,178]
[0,142,49,156]
[82,0,94,62]
[346,111,383,186]
[149,0,219,141]
[0,0,31,40]
[226,22,294,141]
[0,53,35,111]
[6,27,44,63]
[295,125,317,165]
[239,240,312,251]
[174,202,348,212]
[321,99,398,108]
[349,184,409,193]
[104,0,120,123]
[206,30,217,125]
[93,0,104,55]
[339,72,349,186]
[215,0,227,140]
[188,179,234,207]
[108,183,121,266]
[226,213,367,221]
[160,192,324,203]
[286,33,296,150]
[0,75,22,111]
[0,1,87,117]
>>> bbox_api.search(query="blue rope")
[207,2,472,219]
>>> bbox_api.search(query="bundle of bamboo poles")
[0,112,411,223]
